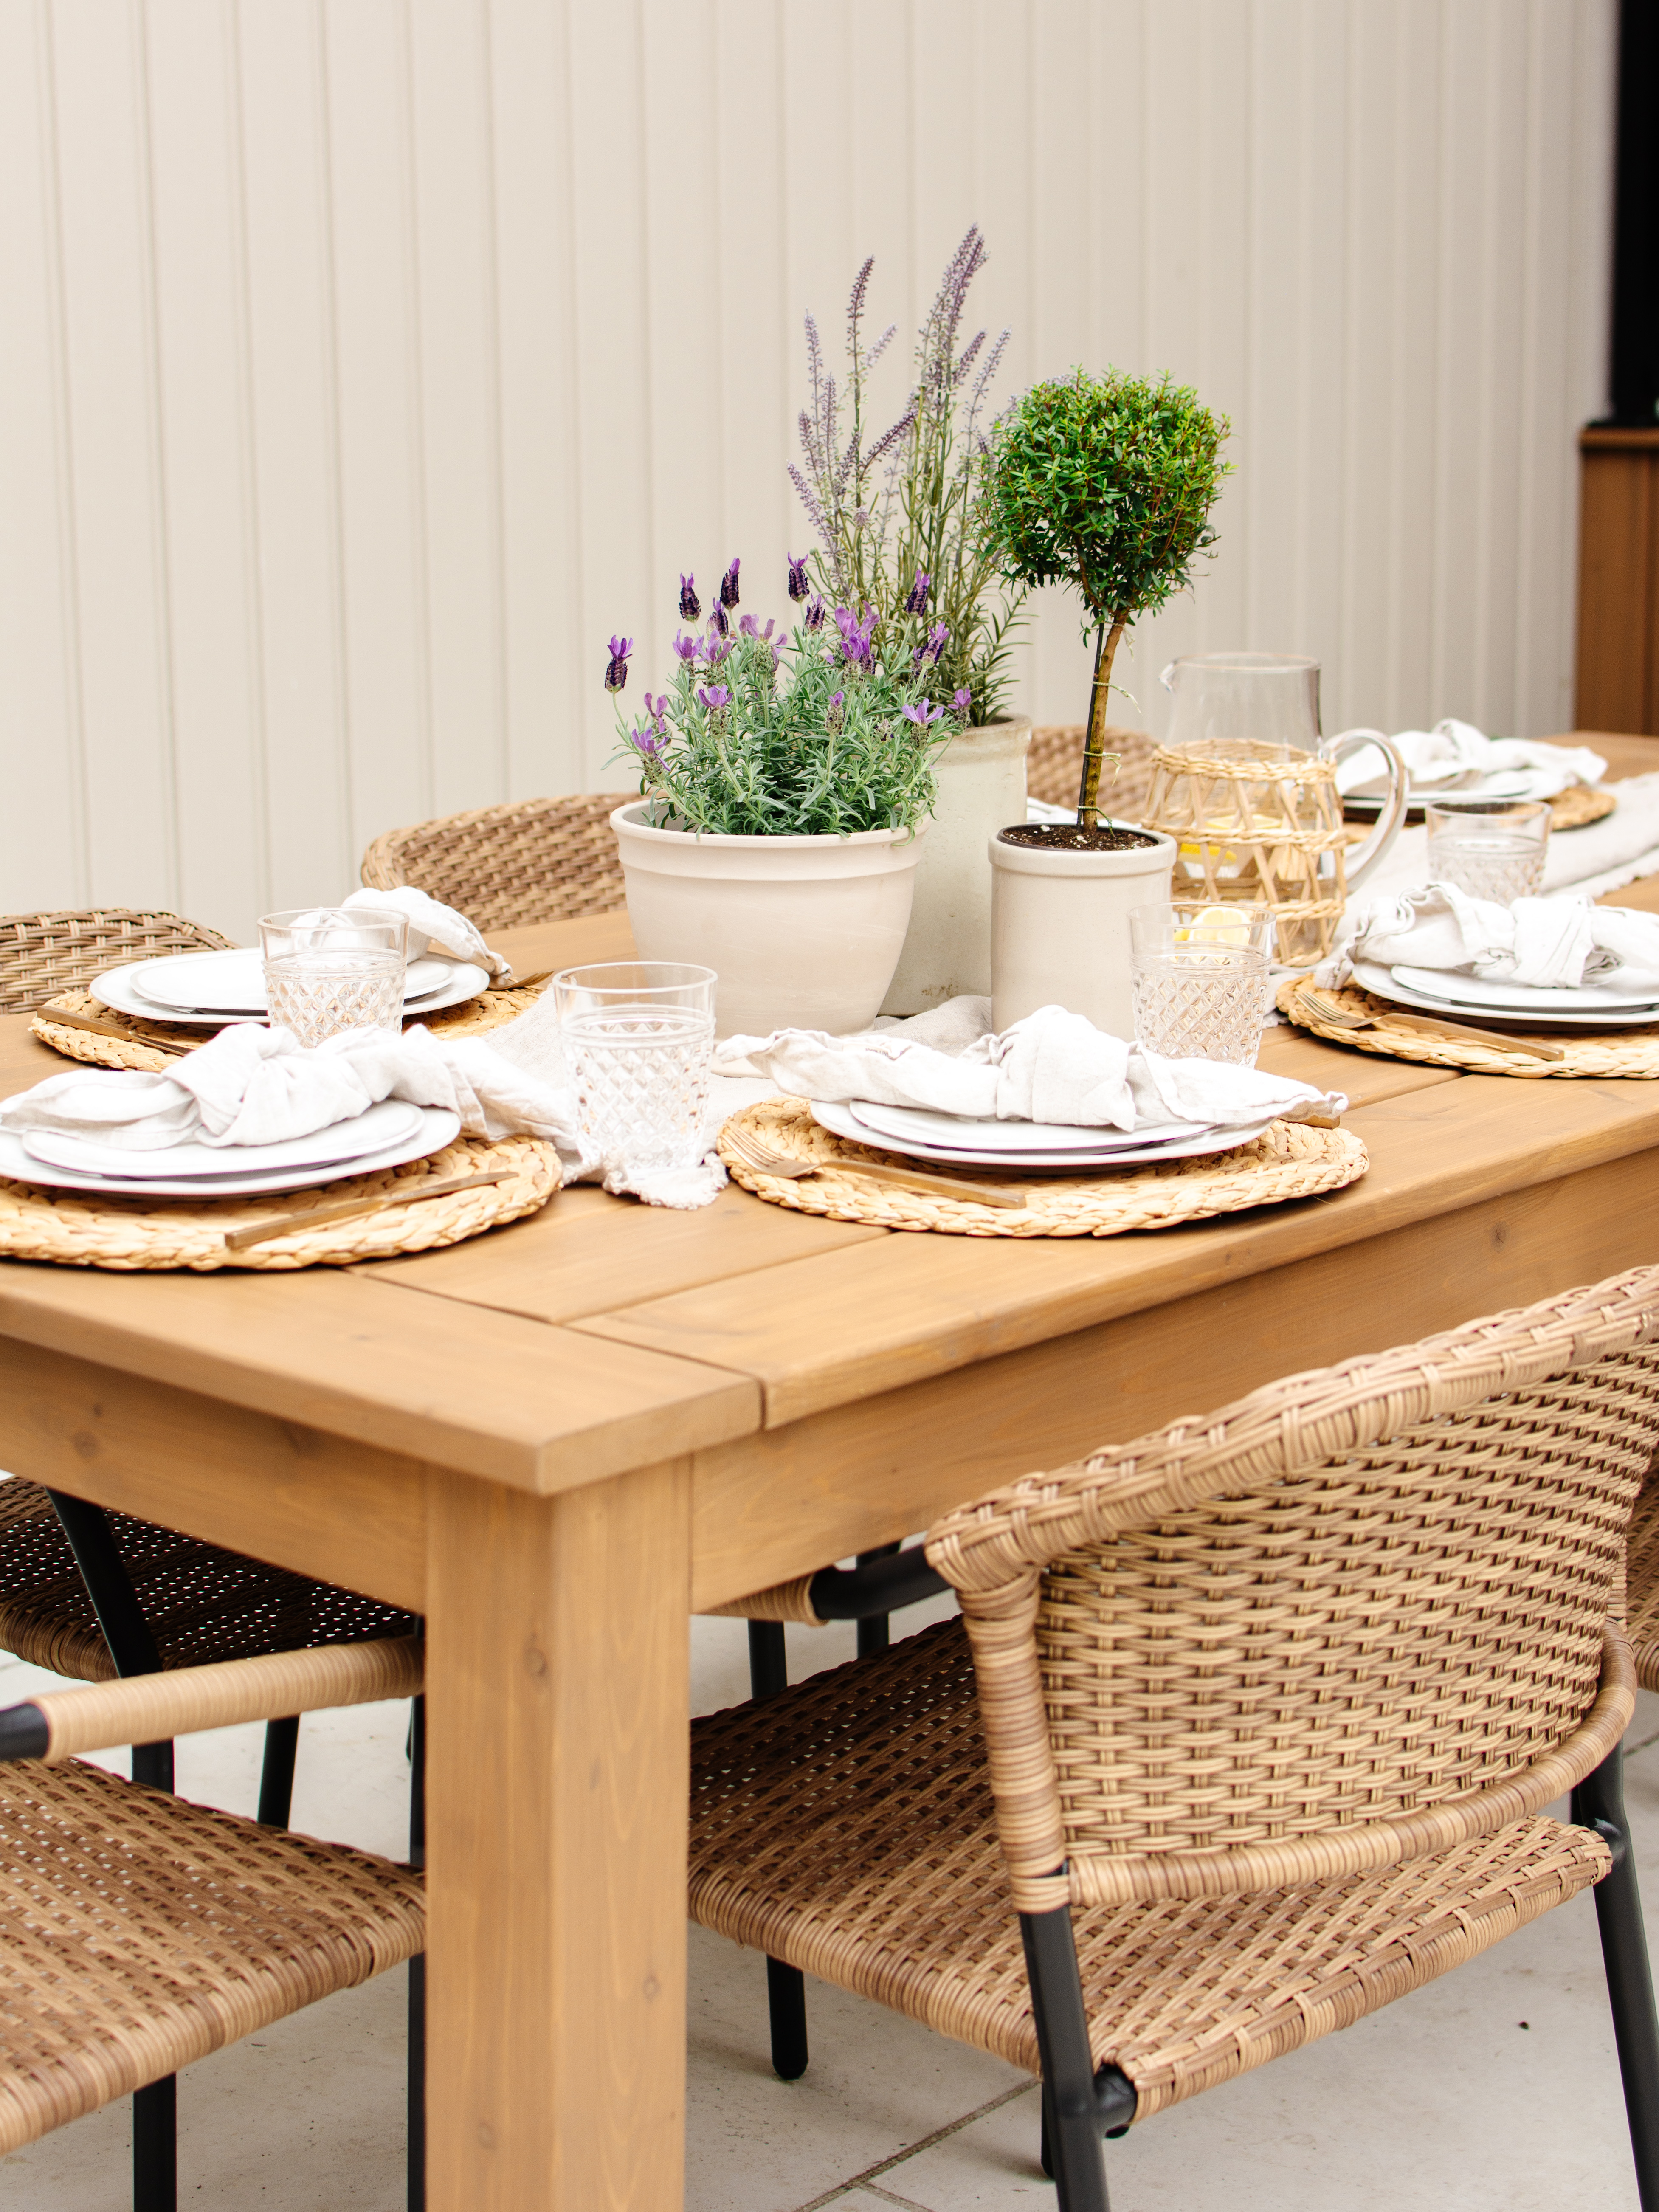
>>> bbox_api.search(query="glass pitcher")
[1159,653,1407,896]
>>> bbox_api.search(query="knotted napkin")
[717,1000,1346,1132]
[339,886,512,981]
[2,995,730,1209]
[1343,887,1659,995]
[1334,717,1606,801]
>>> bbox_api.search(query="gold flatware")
[722,1122,1028,1210]
[36,1006,195,1056]
[1296,984,1566,1063]
[223,1166,520,1252]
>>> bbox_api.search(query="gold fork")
[1296,984,1566,1062]
[722,1121,1029,1211]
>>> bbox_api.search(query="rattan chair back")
[0,909,236,1015]
[360,793,627,930]
[927,1270,1659,1914]
[1024,725,1156,823]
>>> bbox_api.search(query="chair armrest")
[706,1545,949,1626]
[0,1636,424,1764]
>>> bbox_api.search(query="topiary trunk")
[1076,611,1129,828]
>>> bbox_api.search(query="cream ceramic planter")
[881,716,1032,1015]
[989,823,1177,1039]
[611,802,928,1038]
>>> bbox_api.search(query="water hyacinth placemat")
[1276,978,1659,1079]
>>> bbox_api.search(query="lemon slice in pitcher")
[1175,905,1254,948]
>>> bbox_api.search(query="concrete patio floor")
[0,1593,1651,2211]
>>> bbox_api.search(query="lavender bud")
[904,569,931,615]
[710,603,730,637]
[803,597,825,631]
[679,572,700,621]
[603,633,633,692]
[786,554,809,602]
[718,558,741,611]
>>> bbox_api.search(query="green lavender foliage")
[981,368,1231,634]
[609,616,954,839]
[791,230,1026,726]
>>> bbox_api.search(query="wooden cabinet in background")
[1577,426,1659,734]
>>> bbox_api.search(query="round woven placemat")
[1551,783,1617,831]
[718,1099,1367,1238]
[0,1133,558,1271]
[28,980,539,1072]
[1276,976,1659,1079]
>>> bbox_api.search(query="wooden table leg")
[425,1457,691,2209]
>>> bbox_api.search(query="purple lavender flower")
[710,602,730,637]
[952,686,973,716]
[834,604,877,669]
[630,722,667,761]
[826,688,845,732]
[902,701,946,729]
[738,614,775,643]
[696,683,732,713]
[679,573,700,621]
[803,597,825,631]
[703,627,733,666]
[786,553,810,601]
[642,692,670,721]
[718,558,741,611]
[925,620,949,665]
[671,632,699,663]
[904,569,931,615]
[603,634,633,692]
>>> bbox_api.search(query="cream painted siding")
[0,0,1616,942]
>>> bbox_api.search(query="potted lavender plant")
[791,228,1028,1013]
[604,560,958,1037]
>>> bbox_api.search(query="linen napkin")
[1,1002,730,1210]
[339,886,512,981]
[716,1001,1346,1133]
[1343,887,1659,995]
[1334,718,1606,801]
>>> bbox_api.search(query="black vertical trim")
[1611,0,1659,424]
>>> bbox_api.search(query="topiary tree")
[983,368,1231,830]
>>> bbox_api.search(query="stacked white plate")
[1350,958,1659,1031]
[811,1100,1275,1170]
[0,1101,462,1199]
[90,949,490,1028]
[1343,767,1573,820]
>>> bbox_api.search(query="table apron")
[688,1140,1659,1609]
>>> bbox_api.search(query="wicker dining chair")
[1025,725,1157,821]
[360,794,628,930]
[0,907,237,1015]
[689,1269,1659,2211]
[0,1637,425,2211]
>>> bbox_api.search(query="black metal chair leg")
[408,1694,426,2212]
[744,1622,810,2077]
[855,1544,901,1657]
[1021,1905,1111,2212]
[257,1715,300,1828]
[1575,1744,1659,2209]
[132,2074,176,2212]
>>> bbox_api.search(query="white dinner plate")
[1344,768,1568,818]
[91,960,490,1029]
[1390,963,1659,1013]
[848,1101,1214,1153]
[20,1098,426,1182]
[131,949,456,1015]
[0,1106,461,1200]
[1350,959,1659,1031]
[811,1100,1276,1170]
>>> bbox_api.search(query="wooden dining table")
[1,730,1658,2209]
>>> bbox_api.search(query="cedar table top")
[0,727,1654,1495]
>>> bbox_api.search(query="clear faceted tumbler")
[1129,902,1275,1064]
[259,907,408,1046]
[554,962,717,1171]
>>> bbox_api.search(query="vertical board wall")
[0,0,1615,940]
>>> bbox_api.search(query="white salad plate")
[20,1098,427,1182]
[91,959,490,1029]
[0,1105,461,1200]
[1350,959,1659,1031]
[812,1100,1275,1171]
[1343,767,1566,818]
[130,950,458,1015]
[848,1101,1214,1153]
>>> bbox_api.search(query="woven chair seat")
[0,1756,422,2154]
[1626,1462,1659,1692]
[360,793,627,931]
[1025,726,1156,822]
[0,1478,416,1683]
[689,1617,1609,2116]
[0,909,236,1017]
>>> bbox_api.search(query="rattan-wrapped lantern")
[1141,741,1350,968]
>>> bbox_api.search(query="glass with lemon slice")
[1129,901,1275,1063]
